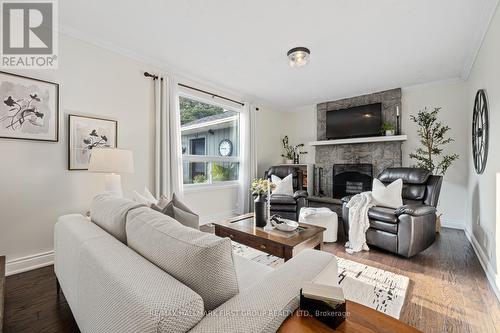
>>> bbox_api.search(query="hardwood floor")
[4,228,500,332]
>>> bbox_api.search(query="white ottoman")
[299,207,338,242]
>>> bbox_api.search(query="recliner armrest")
[293,190,308,200]
[395,204,436,217]
[341,195,354,204]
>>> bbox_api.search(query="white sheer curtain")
[239,103,257,214]
[154,75,184,199]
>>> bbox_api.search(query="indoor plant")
[281,136,307,164]
[380,122,396,136]
[409,107,459,231]
[251,178,275,227]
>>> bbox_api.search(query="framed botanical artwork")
[68,114,118,170]
[0,71,59,142]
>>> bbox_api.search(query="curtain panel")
[239,103,257,214]
[154,76,183,199]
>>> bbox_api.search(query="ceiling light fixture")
[287,47,310,68]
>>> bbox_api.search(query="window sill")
[183,181,240,193]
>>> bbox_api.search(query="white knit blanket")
[345,192,375,254]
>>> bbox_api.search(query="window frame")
[179,91,242,190]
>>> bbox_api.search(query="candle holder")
[264,185,275,231]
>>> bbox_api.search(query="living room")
[1,1,500,332]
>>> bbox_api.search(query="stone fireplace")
[332,164,373,198]
[312,88,404,200]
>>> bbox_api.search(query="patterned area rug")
[232,242,409,319]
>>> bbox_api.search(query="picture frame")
[68,114,118,170]
[0,71,59,142]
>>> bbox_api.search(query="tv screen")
[326,103,382,139]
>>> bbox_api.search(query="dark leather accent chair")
[342,167,443,258]
[265,166,308,221]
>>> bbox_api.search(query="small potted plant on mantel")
[380,122,396,136]
[409,107,459,232]
[281,136,307,164]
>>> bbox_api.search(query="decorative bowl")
[271,218,299,232]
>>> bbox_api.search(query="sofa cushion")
[153,193,200,230]
[368,206,398,223]
[378,167,431,184]
[233,255,273,293]
[90,194,144,243]
[126,207,239,311]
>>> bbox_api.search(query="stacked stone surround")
[315,88,403,197]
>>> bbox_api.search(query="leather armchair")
[265,166,308,221]
[342,167,443,258]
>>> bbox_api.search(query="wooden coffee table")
[278,300,422,333]
[214,213,325,261]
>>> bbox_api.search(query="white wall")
[466,3,500,294]
[0,34,157,272]
[402,81,470,229]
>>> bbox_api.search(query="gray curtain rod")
[144,72,246,107]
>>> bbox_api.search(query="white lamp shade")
[88,148,134,174]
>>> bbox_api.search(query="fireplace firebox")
[332,164,373,198]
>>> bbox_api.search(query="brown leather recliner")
[265,166,308,221]
[342,167,443,258]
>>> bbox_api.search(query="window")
[180,95,240,186]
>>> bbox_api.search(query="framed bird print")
[68,114,118,170]
[0,71,59,142]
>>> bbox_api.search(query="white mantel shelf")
[309,135,407,146]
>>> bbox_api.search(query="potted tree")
[409,107,459,232]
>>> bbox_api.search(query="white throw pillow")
[132,187,157,206]
[271,174,294,196]
[371,178,403,209]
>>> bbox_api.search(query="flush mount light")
[287,47,310,68]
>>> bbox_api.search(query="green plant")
[280,135,307,160]
[380,122,395,133]
[193,174,207,184]
[409,107,459,175]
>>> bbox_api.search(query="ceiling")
[61,0,499,110]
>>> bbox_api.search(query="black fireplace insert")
[332,164,373,198]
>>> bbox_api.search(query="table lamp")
[88,148,134,197]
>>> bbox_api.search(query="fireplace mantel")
[309,134,407,146]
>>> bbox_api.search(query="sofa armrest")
[341,195,354,204]
[293,190,308,200]
[395,204,436,217]
[190,249,337,333]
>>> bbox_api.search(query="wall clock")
[472,89,489,175]
[219,139,233,156]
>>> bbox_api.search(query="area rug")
[231,242,409,319]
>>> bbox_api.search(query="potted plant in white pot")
[281,136,307,164]
[381,122,396,136]
[409,107,459,232]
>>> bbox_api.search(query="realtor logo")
[1,0,58,68]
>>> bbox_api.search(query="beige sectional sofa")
[54,195,337,333]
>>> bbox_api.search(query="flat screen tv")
[326,103,382,140]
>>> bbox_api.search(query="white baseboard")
[199,210,239,226]
[6,250,55,276]
[440,218,465,230]
[464,227,500,302]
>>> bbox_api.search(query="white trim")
[309,135,407,146]
[183,181,240,193]
[199,210,239,226]
[440,218,465,230]
[461,0,500,79]
[181,116,239,132]
[6,251,54,276]
[182,155,240,163]
[464,226,500,302]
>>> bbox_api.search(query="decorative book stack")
[300,281,346,329]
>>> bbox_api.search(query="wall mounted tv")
[326,103,382,140]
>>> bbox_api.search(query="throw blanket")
[345,192,375,254]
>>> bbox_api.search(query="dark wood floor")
[3,228,500,333]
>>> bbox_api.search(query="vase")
[385,130,395,136]
[285,159,294,164]
[254,194,267,227]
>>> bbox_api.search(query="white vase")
[385,130,395,136]
[285,159,294,164]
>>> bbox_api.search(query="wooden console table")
[278,300,422,333]
[1,255,5,332]
[214,213,325,261]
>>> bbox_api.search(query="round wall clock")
[219,139,233,156]
[472,89,489,174]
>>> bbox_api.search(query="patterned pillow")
[126,207,239,311]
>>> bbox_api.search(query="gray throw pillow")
[153,193,199,230]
